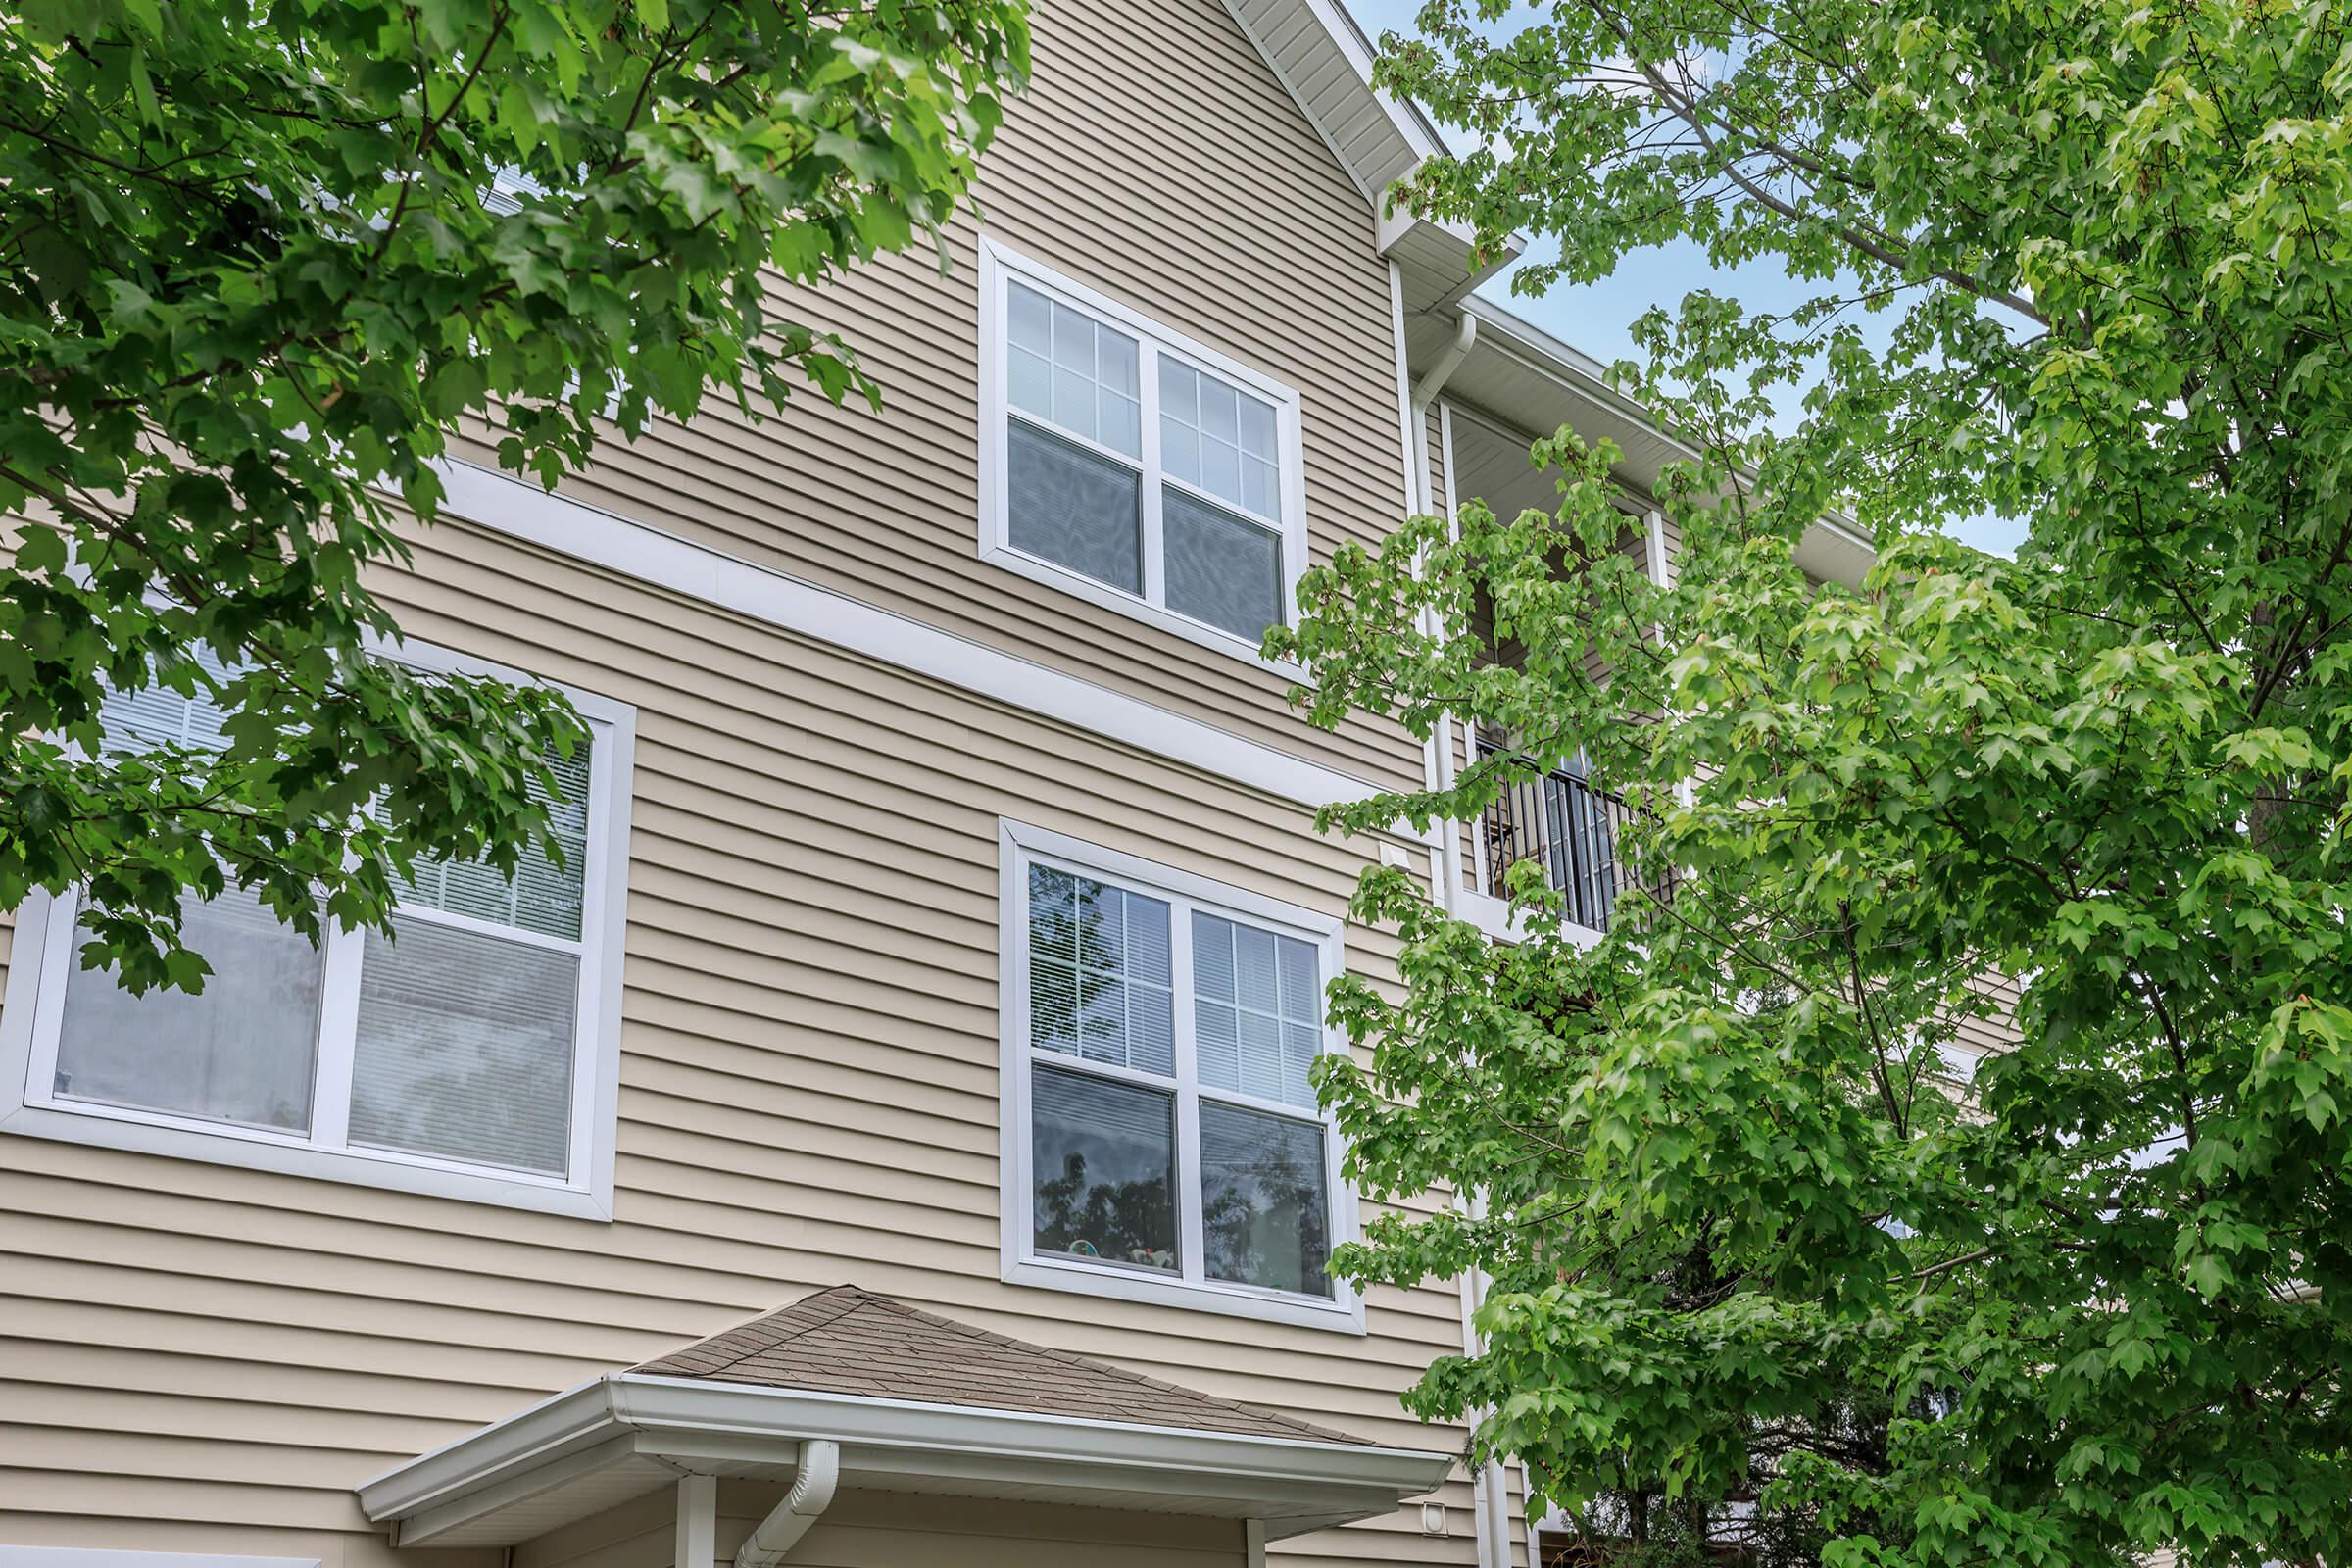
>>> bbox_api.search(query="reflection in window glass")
[53,886,325,1133]
[1032,1063,1178,1273]
[1200,1101,1331,1297]
[349,922,578,1175]
[1027,866,1174,1076]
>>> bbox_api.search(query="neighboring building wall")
[447,0,1421,794]
[0,516,1477,1568]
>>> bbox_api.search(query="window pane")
[1053,366,1100,443]
[1030,868,1172,1077]
[1010,345,1053,424]
[1241,456,1277,518]
[1194,913,1321,1109]
[100,659,240,755]
[1163,488,1282,641]
[1032,1064,1177,1273]
[1162,418,1200,488]
[1200,1101,1330,1297]
[1009,279,1053,356]
[1240,399,1277,462]
[1005,295,1139,459]
[53,886,324,1133]
[1202,379,1239,445]
[402,740,591,942]
[349,921,578,1176]
[1159,364,1279,518]
[1200,437,1241,507]
[1193,910,1235,1002]
[1052,300,1097,376]
[1239,1008,1283,1102]
[1008,420,1142,595]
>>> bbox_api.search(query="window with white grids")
[979,240,1307,663]
[998,821,1357,1331]
[0,638,633,1218]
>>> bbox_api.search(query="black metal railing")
[1476,741,1673,929]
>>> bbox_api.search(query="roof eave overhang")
[359,1374,1453,1549]
[1440,298,1876,588]
[1220,1,1522,310]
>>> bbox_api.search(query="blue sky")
[1342,0,2027,556]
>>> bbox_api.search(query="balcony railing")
[1474,742,1674,930]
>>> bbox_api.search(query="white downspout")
[1393,278,1508,1568]
[1407,309,1477,914]
[734,1439,841,1568]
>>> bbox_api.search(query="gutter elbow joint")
[734,1439,841,1568]
[1410,312,1478,414]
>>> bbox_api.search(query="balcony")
[1470,741,1674,932]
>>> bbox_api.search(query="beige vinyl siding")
[448,0,1420,796]
[0,517,1472,1568]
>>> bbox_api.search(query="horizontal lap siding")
[0,521,1472,1568]
[449,0,1419,797]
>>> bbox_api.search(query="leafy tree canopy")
[1271,2,2352,1564]
[0,0,1025,989]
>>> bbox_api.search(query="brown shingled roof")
[631,1285,1375,1447]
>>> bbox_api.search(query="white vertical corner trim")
[1644,508,1669,588]
[0,635,636,1222]
[424,458,1393,814]
[996,817,1365,1334]
[975,236,1310,677]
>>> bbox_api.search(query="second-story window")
[980,240,1307,661]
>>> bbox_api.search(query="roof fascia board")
[612,1375,1450,1492]
[1296,0,1445,160]
[362,1374,1452,1543]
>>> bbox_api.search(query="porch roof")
[358,1285,1453,1550]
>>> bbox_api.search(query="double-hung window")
[979,239,1308,662]
[998,821,1357,1331]
[0,638,634,1218]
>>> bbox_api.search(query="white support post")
[1244,1519,1268,1568]
[675,1475,717,1568]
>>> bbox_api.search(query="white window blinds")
[42,648,609,1188]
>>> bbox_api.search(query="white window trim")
[996,818,1363,1334]
[976,237,1312,678]
[0,633,636,1221]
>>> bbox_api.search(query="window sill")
[978,544,1310,684]
[1004,1251,1365,1335]
[0,1099,615,1220]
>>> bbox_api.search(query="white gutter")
[359,1373,1453,1546]
[1412,312,1479,415]
[737,1439,840,1568]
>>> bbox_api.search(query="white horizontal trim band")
[429,460,1388,814]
